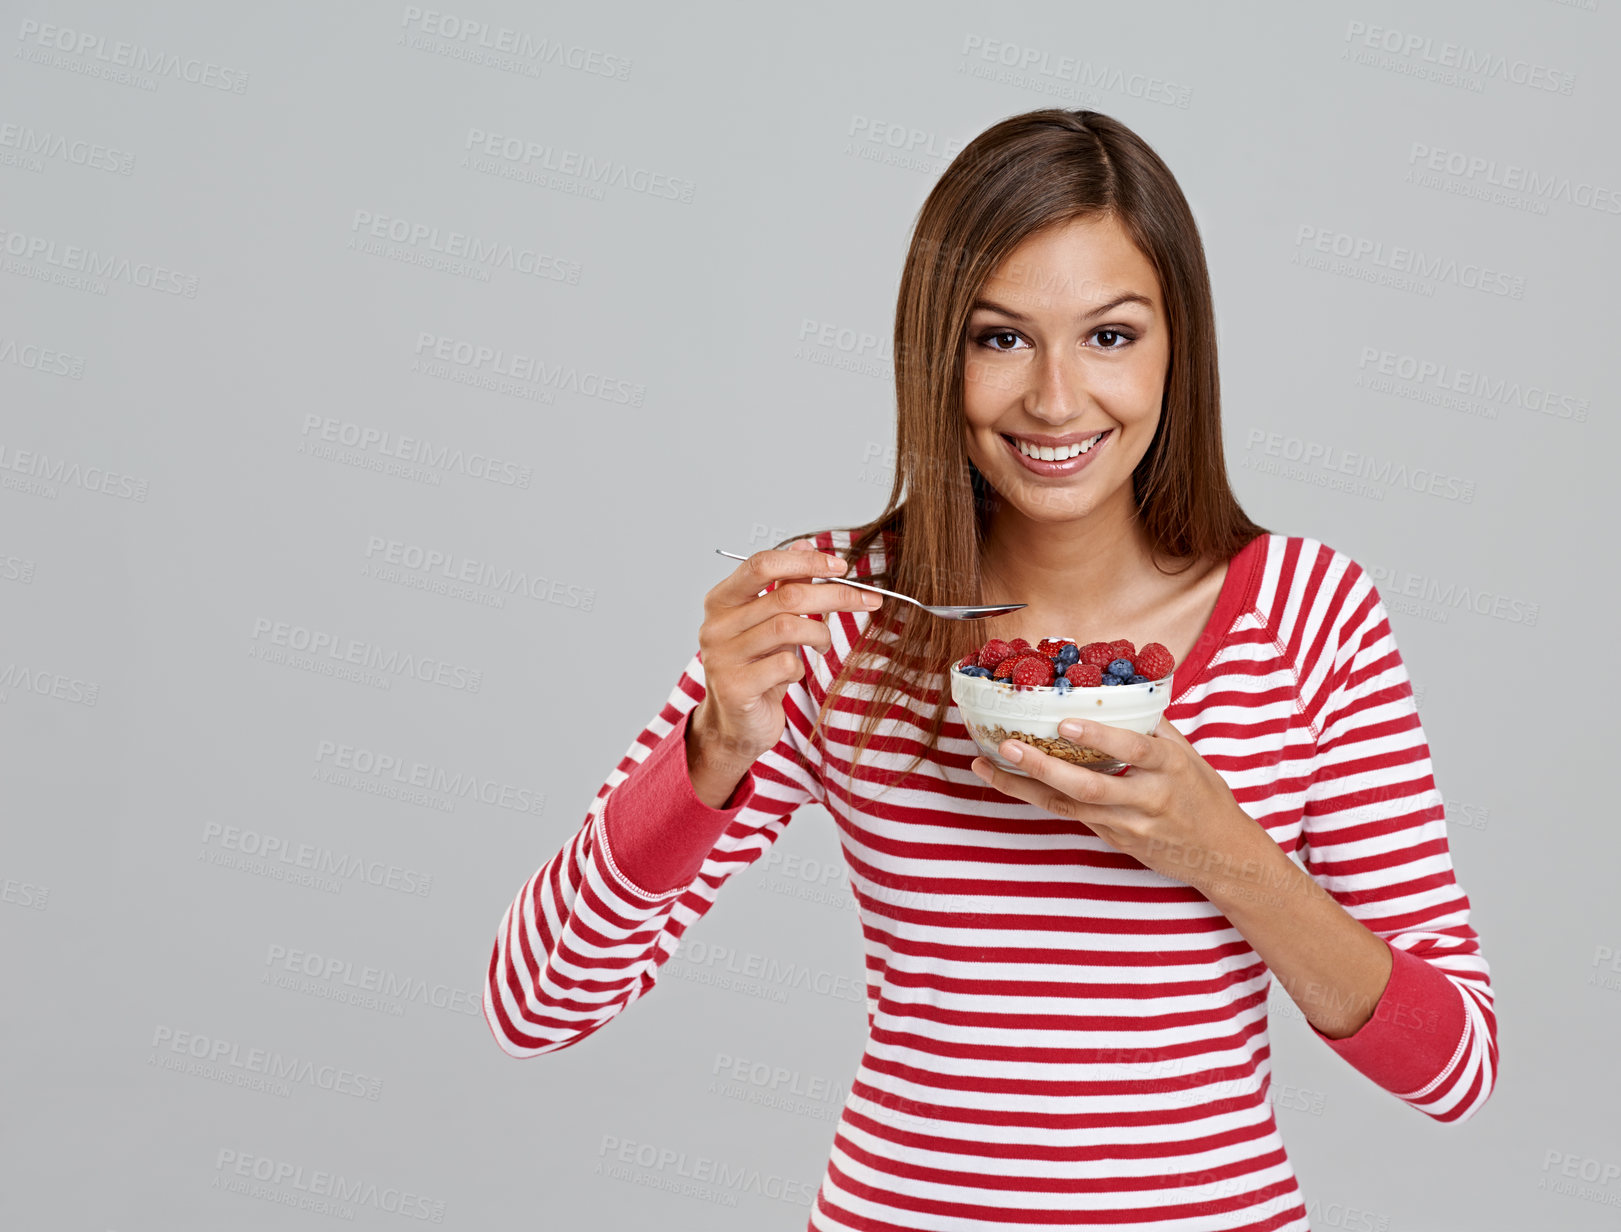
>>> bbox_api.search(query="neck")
[978,489,1162,634]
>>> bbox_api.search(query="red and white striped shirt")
[484,528,1497,1230]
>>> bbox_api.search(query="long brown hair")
[777,108,1267,798]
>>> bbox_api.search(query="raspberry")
[1078,642,1117,669]
[1134,642,1175,680]
[1011,656,1054,688]
[964,634,1164,686]
[994,650,1046,681]
[977,639,1015,671]
[991,653,1024,680]
[1064,662,1102,687]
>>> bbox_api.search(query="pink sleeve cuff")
[599,709,759,897]
[1309,937,1471,1097]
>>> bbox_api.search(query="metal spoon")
[714,549,1026,621]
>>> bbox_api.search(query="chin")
[997,481,1102,521]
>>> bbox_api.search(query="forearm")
[1187,810,1393,1039]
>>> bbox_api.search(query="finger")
[1151,715,1191,745]
[1055,717,1162,772]
[970,754,1107,833]
[762,561,879,613]
[746,576,881,634]
[715,545,845,606]
[705,644,812,700]
[969,754,1044,806]
[765,539,839,591]
[726,607,839,665]
[735,544,842,596]
[705,586,876,667]
[754,556,845,598]
[993,737,1120,810]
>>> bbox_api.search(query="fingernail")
[1060,720,1082,737]
[863,593,880,608]
[1002,742,1023,763]
[824,554,846,572]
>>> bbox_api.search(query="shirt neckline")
[866,525,1266,706]
[1167,532,1267,707]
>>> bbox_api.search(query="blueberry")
[961,665,990,678]
[1055,645,1080,668]
[1053,677,1071,694]
[1126,674,1150,684]
[1106,658,1135,679]
[1101,675,1121,686]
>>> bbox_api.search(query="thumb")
[1155,715,1188,743]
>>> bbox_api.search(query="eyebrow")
[968,293,1154,322]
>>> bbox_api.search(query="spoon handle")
[713,548,914,608]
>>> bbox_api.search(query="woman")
[483,109,1497,1230]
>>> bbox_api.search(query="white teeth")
[1014,431,1104,461]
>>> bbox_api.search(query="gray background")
[1,0,1616,1227]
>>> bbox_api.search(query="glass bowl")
[951,663,1174,777]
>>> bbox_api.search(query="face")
[961,213,1170,526]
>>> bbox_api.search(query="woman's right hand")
[688,541,880,787]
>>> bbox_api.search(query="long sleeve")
[482,645,826,1057]
[1294,558,1497,1123]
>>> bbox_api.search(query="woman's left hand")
[969,715,1269,891]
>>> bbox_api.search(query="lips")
[1000,429,1111,477]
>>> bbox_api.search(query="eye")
[974,327,1137,353]
[975,329,1028,353]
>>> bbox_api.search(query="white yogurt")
[950,663,1173,778]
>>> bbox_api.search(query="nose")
[1024,346,1087,425]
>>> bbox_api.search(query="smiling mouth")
[1001,430,1110,462]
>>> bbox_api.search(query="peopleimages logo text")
[15,19,251,92]
[349,210,581,282]
[0,123,135,173]
[300,415,533,486]
[399,6,631,79]
[150,1026,380,1099]
[1343,20,1575,94]
[1244,429,1475,502]
[214,1148,446,1221]
[200,822,434,896]
[250,619,483,692]
[412,332,644,406]
[265,944,479,1016]
[362,535,595,610]
[313,741,546,816]
[0,336,86,378]
[463,127,695,201]
[1293,224,1525,298]
[0,225,199,296]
